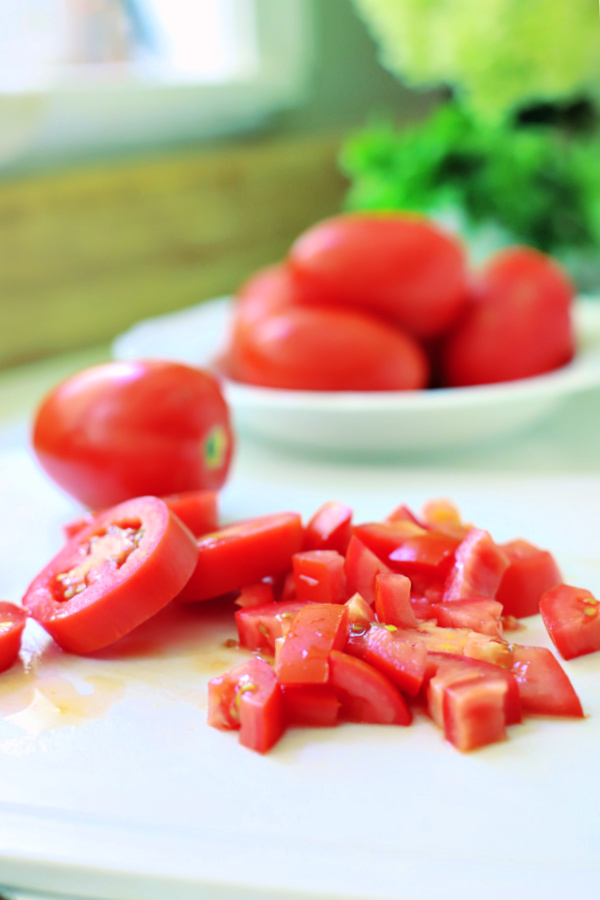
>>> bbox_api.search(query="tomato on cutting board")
[32,360,233,508]
[540,584,600,660]
[0,602,28,672]
[23,496,199,654]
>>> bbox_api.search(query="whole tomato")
[287,213,470,339]
[32,360,233,508]
[440,246,575,387]
[219,305,430,391]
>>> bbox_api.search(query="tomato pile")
[217,212,576,391]
[2,492,598,755]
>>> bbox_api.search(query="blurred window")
[0,0,313,166]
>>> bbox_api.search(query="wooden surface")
[0,133,348,369]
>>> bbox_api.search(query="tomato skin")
[510,643,583,717]
[221,305,430,392]
[292,550,347,605]
[288,213,469,339]
[496,540,562,619]
[208,657,284,753]
[303,501,353,555]
[22,496,199,654]
[443,528,509,603]
[539,584,600,660]
[328,650,412,725]
[178,512,304,602]
[441,246,575,387]
[0,602,27,672]
[32,360,233,509]
[235,600,305,655]
[276,604,350,686]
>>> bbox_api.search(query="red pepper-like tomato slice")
[0,602,28,672]
[178,512,304,602]
[539,584,600,661]
[23,496,199,654]
[344,536,393,607]
[361,624,428,698]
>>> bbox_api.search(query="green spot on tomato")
[204,425,228,470]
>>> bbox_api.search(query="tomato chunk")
[428,598,503,637]
[361,624,428,697]
[345,536,393,607]
[303,501,353,555]
[540,584,600,661]
[178,512,303,602]
[208,657,284,753]
[282,684,340,727]
[292,550,347,605]
[328,650,412,725]
[443,528,509,602]
[442,673,509,752]
[374,573,418,629]
[277,604,350,685]
[0,602,27,672]
[23,496,199,654]
[510,644,583,718]
[496,540,562,618]
[235,600,305,655]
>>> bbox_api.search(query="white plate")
[112,296,600,456]
[2,442,600,900]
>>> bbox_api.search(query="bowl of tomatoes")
[113,213,600,455]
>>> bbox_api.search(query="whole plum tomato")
[441,246,575,387]
[231,264,299,341]
[287,213,470,339]
[32,360,233,508]
[218,305,429,391]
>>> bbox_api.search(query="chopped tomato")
[345,536,393,607]
[497,540,562,618]
[208,657,284,753]
[303,501,353,555]
[388,530,460,579]
[292,550,347,605]
[361,624,428,697]
[282,684,340,727]
[426,653,522,727]
[419,498,471,539]
[276,604,349,685]
[441,672,509,752]
[328,650,412,725]
[23,496,199,654]
[428,598,503,637]
[539,584,600,661]
[234,581,276,609]
[178,512,303,602]
[0,602,27,672]
[353,520,426,563]
[385,504,425,526]
[374,573,418,629]
[235,600,305,655]
[443,528,509,602]
[510,644,583,718]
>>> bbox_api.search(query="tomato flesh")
[0,602,27,673]
[539,584,600,660]
[497,540,562,618]
[292,550,347,605]
[208,657,284,753]
[328,650,412,726]
[277,604,349,686]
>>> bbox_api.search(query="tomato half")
[221,305,430,392]
[0,602,27,672]
[22,496,199,654]
[539,584,600,660]
[441,246,575,387]
[32,360,233,509]
[288,213,469,339]
[178,512,304,602]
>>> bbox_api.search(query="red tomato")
[328,650,412,725]
[221,305,429,392]
[442,528,509,602]
[0,602,27,672]
[510,643,583,717]
[22,496,199,654]
[496,539,562,619]
[276,604,350,686]
[281,684,340,727]
[439,671,510,752]
[32,360,233,509]
[303,501,353,555]
[178,512,304,602]
[374,573,418,629]
[428,598,503,637]
[235,599,305,655]
[292,550,347,605]
[361,624,428,698]
[208,657,284,753]
[344,536,393,607]
[539,584,600,660]
[288,213,469,339]
[426,653,522,727]
[229,264,299,341]
[441,246,575,386]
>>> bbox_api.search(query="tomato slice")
[292,550,347,605]
[178,512,304,602]
[328,650,412,725]
[344,536,393,607]
[539,584,600,660]
[303,501,353,555]
[277,604,349,686]
[208,657,284,753]
[510,644,584,717]
[497,540,562,618]
[235,600,305,655]
[374,573,418,629]
[23,496,199,654]
[0,602,27,672]
[443,528,509,602]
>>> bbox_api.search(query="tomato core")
[55,521,143,601]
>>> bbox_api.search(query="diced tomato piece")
[420,498,471,539]
[303,501,353,555]
[426,652,521,726]
[208,657,284,753]
[389,531,460,581]
[282,684,340,727]
[292,550,347,605]
[345,592,375,631]
[277,604,349,685]
[178,512,303,602]
[352,520,425,562]
[497,540,562,618]
[328,650,412,725]
[235,600,305,654]
[385,504,425,527]
[442,673,509,752]
[0,602,27,672]
[362,624,428,697]
[510,644,584,717]
[235,581,276,609]
[428,598,503,637]
[160,490,219,537]
[540,584,600,660]
[374,573,418,629]
[443,528,509,602]
[345,536,393,606]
